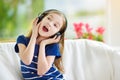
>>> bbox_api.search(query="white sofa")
[0,39,120,80]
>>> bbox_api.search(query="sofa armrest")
[0,42,23,80]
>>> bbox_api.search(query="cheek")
[38,26,42,34]
[51,28,59,34]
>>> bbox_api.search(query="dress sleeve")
[14,35,27,53]
[45,43,61,59]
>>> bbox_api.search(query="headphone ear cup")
[37,14,45,24]
[37,17,41,24]
[49,32,61,38]
[56,32,61,36]
[55,32,61,39]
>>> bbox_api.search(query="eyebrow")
[49,15,53,18]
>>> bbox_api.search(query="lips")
[42,26,48,32]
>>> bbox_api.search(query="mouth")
[42,26,48,32]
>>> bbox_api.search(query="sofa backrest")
[63,39,120,80]
[0,39,120,80]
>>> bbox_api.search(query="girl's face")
[38,13,63,38]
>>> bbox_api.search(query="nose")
[48,21,54,27]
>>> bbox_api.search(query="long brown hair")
[26,9,67,73]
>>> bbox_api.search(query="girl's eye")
[47,17,50,20]
[54,24,57,27]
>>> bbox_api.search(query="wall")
[106,0,120,47]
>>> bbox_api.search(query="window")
[45,0,106,39]
[0,0,44,41]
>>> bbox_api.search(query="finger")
[37,21,41,26]
[33,18,38,24]
[52,35,57,39]
[34,18,39,25]
[56,35,61,40]
[54,36,61,43]
[33,19,38,27]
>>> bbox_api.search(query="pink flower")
[73,22,83,32]
[73,22,105,42]
[85,23,93,33]
[73,22,84,38]
[96,27,105,35]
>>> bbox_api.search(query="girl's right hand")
[32,18,40,38]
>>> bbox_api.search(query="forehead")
[47,13,63,26]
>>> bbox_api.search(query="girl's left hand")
[40,35,61,45]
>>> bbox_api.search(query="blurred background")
[0,0,120,49]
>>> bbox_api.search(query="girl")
[14,9,67,80]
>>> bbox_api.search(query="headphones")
[37,9,67,38]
